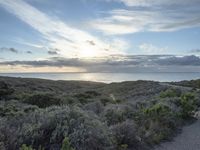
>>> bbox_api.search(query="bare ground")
[155,119,200,150]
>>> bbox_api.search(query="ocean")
[0,72,200,83]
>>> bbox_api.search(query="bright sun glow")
[79,49,97,58]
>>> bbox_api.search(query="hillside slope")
[0,76,199,150]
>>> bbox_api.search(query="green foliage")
[100,98,114,105]
[0,81,14,99]
[103,105,133,126]
[20,144,33,150]
[111,120,141,150]
[119,144,128,150]
[0,100,38,117]
[100,98,123,106]
[84,101,104,114]
[23,93,62,108]
[115,99,123,104]
[62,96,77,105]
[143,103,172,119]
[140,103,178,144]
[74,91,100,104]
[84,91,101,97]
[0,106,113,150]
[150,132,167,144]
[160,88,181,98]
[180,93,197,118]
[38,145,44,150]
[1,77,199,150]
[61,137,74,150]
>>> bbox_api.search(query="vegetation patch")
[0,77,200,150]
[23,93,62,108]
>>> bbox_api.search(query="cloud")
[18,41,45,49]
[1,55,200,73]
[0,0,127,58]
[48,50,58,55]
[86,40,96,46]
[155,55,200,66]
[108,0,200,7]
[139,43,168,54]
[190,49,200,54]
[91,0,200,35]
[0,47,19,53]
[0,57,93,67]
[26,51,32,54]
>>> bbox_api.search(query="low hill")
[0,76,199,150]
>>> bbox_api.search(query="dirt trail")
[155,120,200,150]
[155,83,200,150]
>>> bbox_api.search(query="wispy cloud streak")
[91,0,200,35]
[111,0,200,7]
[0,47,19,53]
[0,0,126,57]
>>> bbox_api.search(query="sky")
[0,0,200,73]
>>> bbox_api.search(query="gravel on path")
[155,120,200,150]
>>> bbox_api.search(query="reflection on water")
[0,72,200,83]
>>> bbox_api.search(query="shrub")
[23,93,62,108]
[102,104,134,126]
[61,137,75,150]
[68,107,113,150]
[180,93,197,118]
[74,91,101,104]
[20,144,34,150]
[0,142,6,150]
[0,106,70,149]
[111,120,142,150]
[139,103,179,145]
[143,103,172,119]
[62,96,78,105]
[160,88,181,98]
[84,101,104,114]
[100,98,113,106]
[0,106,113,150]
[84,91,101,97]
[74,93,91,104]
[0,81,14,100]
[119,144,128,150]
[0,100,38,117]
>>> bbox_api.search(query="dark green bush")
[0,106,113,150]
[61,137,75,150]
[0,100,38,117]
[0,77,199,150]
[20,144,34,150]
[84,91,101,97]
[0,81,14,100]
[84,101,104,114]
[62,96,78,105]
[100,98,113,106]
[139,103,179,145]
[74,91,101,104]
[160,88,181,98]
[68,107,113,150]
[102,104,135,126]
[23,93,62,108]
[111,120,143,150]
[143,103,172,119]
[180,93,197,118]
